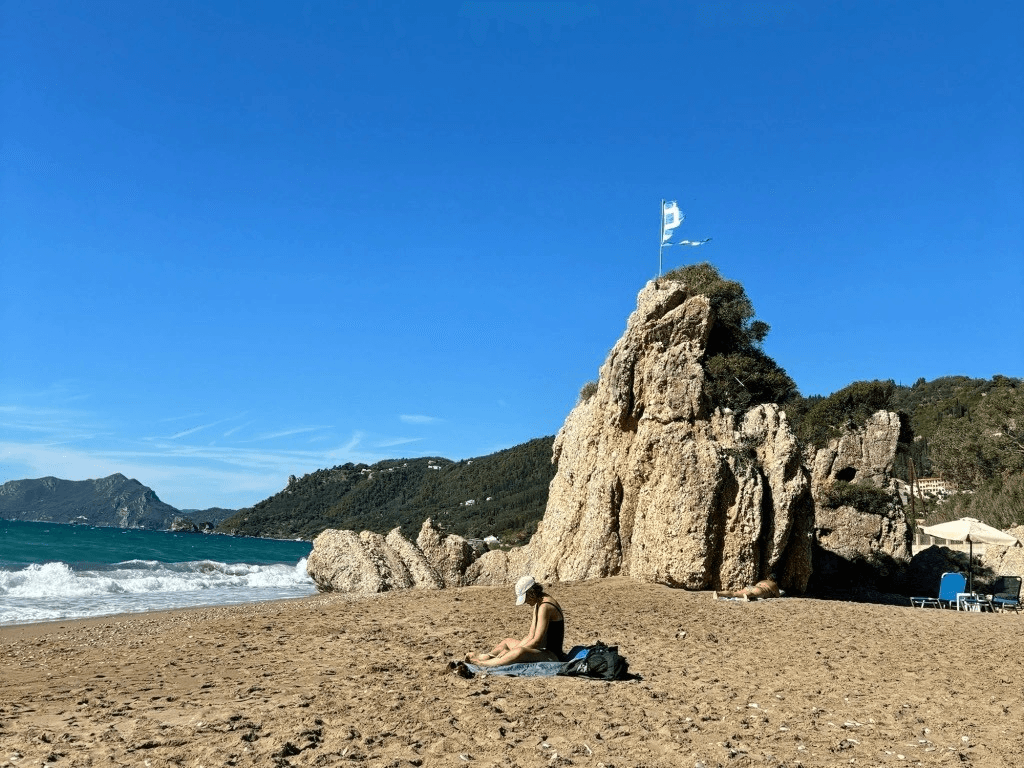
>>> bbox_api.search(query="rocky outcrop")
[306,279,917,597]
[980,524,1024,580]
[807,411,912,591]
[809,410,904,491]
[463,544,533,587]
[386,528,444,589]
[475,281,814,593]
[306,520,464,593]
[416,518,477,588]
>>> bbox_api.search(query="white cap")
[514,575,536,606]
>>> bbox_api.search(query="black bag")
[558,642,629,681]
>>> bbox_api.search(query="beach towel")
[463,661,566,677]
[461,646,589,677]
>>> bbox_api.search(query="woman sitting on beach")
[713,574,780,601]
[466,576,565,667]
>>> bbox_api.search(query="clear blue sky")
[2,1,1021,510]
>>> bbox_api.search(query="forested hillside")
[218,437,556,542]
[890,375,1023,527]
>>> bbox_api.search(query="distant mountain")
[218,436,557,543]
[0,474,235,530]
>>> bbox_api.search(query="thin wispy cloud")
[246,426,330,442]
[339,432,363,453]
[376,437,423,448]
[223,421,252,437]
[168,422,219,439]
[400,414,442,425]
[0,434,390,509]
[159,412,207,423]
[14,382,93,406]
[0,403,104,441]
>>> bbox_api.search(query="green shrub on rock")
[578,380,598,404]
[661,262,797,411]
[823,480,901,517]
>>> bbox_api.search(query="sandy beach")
[2,577,1021,767]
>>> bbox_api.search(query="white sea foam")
[0,558,317,625]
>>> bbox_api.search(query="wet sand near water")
[2,576,1022,767]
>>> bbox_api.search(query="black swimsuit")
[538,599,565,660]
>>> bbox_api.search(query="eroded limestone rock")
[416,518,476,588]
[306,529,393,593]
[306,525,447,593]
[514,280,814,593]
[981,524,1024,580]
[807,410,912,590]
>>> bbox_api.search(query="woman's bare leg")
[474,645,559,668]
[467,638,519,662]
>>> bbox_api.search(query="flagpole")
[658,199,665,277]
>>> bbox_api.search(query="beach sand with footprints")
[2,576,1022,767]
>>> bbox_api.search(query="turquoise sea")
[0,519,316,626]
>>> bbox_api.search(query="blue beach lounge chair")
[990,575,1022,613]
[910,572,966,609]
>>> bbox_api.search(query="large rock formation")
[807,410,913,590]
[415,518,477,588]
[306,279,916,597]
[472,280,814,594]
[809,410,905,490]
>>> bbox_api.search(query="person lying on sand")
[714,574,780,601]
[465,576,566,667]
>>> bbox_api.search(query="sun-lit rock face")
[306,523,447,593]
[982,525,1024,581]
[807,409,913,589]
[499,280,814,593]
[415,518,476,588]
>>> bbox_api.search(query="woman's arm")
[520,603,554,650]
[516,606,538,646]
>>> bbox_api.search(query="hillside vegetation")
[783,375,1024,529]
[217,437,556,542]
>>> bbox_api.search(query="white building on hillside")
[914,477,955,497]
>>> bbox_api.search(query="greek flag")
[661,200,683,243]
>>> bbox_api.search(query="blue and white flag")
[662,200,683,243]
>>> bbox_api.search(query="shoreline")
[3,577,1022,766]
[1,516,315,543]
[0,594,321,638]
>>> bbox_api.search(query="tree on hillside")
[660,262,797,411]
[930,382,1024,489]
[787,380,907,450]
[930,472,1024,530]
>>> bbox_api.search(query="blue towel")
[464,661,565,677]
[464,646,588,677]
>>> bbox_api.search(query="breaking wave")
[0,558,316,625]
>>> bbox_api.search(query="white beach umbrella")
[921,517,1021,593]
